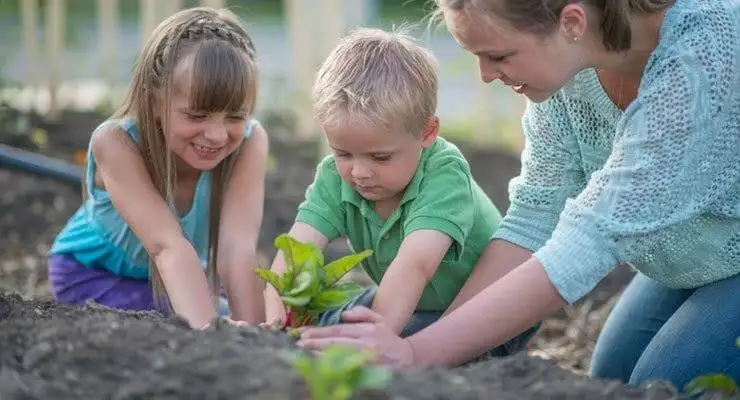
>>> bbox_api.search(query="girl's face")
[444,8,587,102]
[161,67,249,173]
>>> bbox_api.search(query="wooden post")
[161,0,182,20]
[45,0,65,121]
[284,0,351,140]
[201,0,225,9]
[21,0,39,99]
[98,0,119,87]
[139,0,157,49]
[284,0,317,140]
[317,0,344,155]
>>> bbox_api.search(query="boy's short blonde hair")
[311,26,439,137]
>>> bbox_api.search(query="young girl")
[48,7,269,329]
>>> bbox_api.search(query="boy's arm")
[92,125,216,329]
[375,154,478,334]
[372,230,452,334]
[264,222,330,324]
[217,122,269,324]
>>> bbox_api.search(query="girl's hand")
[197,316,251,330]
[296,306,415,369]
[224,317,251,328]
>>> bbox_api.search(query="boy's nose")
[351,164,372,180]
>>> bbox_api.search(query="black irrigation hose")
[0,144,83,189]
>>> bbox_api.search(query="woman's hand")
[296,306,415,369]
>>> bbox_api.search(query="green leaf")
[321,346,374,373]
[306,286,358,313]
[330,384,353,400]
[287,270,315,296]
[275,234,324,273]
[736,337,740,348]
[279,272,295,292]
[357,367,393,389]
[254,267,284,292]
[331,281,364,295]
[684,374,737,396]
[281,294,312,307]
[323,249,373,286]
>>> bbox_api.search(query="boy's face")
[324,117,439,205]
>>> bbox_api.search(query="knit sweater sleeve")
[535,25,740,304]
[492,95,585,252]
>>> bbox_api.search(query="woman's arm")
[411,256,564,366]
[296,255,565,368]
[217,123,269,324]
[442,239,532,316]
[92,125,216,328]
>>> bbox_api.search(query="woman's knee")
[628,273,740,389]
[589,273,691,382]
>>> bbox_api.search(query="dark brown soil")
[0,292,695,400]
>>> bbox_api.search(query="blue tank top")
[49,118,260,280]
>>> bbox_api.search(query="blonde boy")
[264,27,537,353]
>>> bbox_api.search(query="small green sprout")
[283,346,392,400]
[255,233,372,331]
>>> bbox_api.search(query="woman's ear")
[559,3,589,41]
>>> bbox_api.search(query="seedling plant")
[283,345,392,400]
[255,233,372,333]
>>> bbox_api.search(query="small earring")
[572,36,580,43]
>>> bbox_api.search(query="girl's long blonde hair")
[92,7,258,311]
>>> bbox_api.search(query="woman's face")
[444,8,587,102]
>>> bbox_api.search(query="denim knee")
[317,287,377,326]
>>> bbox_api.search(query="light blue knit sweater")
[493,0,740,304]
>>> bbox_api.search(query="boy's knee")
[317,287,376,326]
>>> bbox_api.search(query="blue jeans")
[318,287,541,360]
[590,273,740,390]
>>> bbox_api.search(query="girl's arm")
[217,123,269,324]
[92,125,217,328]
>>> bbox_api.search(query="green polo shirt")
[295,137,503,312]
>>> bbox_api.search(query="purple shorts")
[48,253,231,316]
[48,253,156,312]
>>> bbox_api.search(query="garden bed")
[0,292,690,400]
